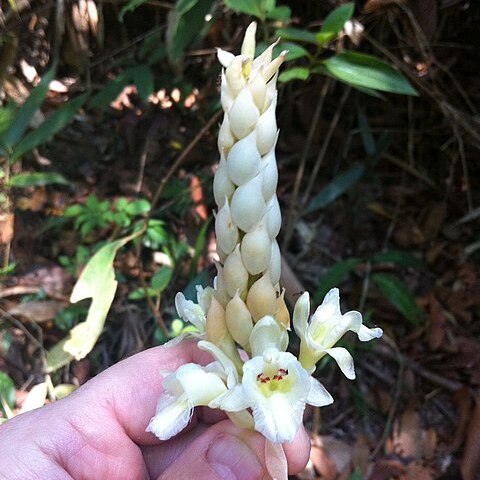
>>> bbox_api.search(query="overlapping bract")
[147,23,382,445]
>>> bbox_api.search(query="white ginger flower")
[293,288,383,378]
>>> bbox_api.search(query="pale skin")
[0,341,310,479]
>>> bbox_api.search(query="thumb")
[157,420,267,480]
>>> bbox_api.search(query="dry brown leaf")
[427,294,447,350]
[404,462,436,480]
[422,427,437,462]
[8,300,67,323]
[391,405,422,459]
[450,386,472,452]
[460,396,480,480]
[0,213,14,244]
[370,458,406,480]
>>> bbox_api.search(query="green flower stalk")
[147,22,382,446]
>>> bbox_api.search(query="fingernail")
[207,433,263,480]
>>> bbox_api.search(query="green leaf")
[11,93,89,162]
[131,65,154,102]
[46,232,140,372]
[125,199,151,216]
[316,2,355,45]
[8,172,70,187]
[223,0,262,17]
[314,258,361,303]
[274,42,309,62]
[167,0,215,62]
[128,286,157,300]
[279,67,310,83]
[0,103,18,150]
[276,27,318,45]
[0,372,15,409]
[372,273,424,326]
[266,5,291,20]
[176,0,200,14]
[306,164,364,214]
[370,251,423,269]
[319,52,418,95]
[190,218,211,279]
[151,266,173,292]
[6,68,56,148]
[357,108,375,156]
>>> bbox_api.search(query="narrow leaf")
[306,164,364,214]
[320,52,418,95]
[274,42,309,62]
[314,258,362,303]
[151,266,173,292]
[8,172,70,187]
[372,273,424,326]
[223,0,262,17]
[317,2,355,45]
[371,251,423,269]
[11,93,88,162]
[131,65,154,102]
[278,67,310,83]
[276,27,318,45]
[6,68,56,148]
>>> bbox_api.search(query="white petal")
[250,316,288,357]
[175,363,227,404]
[146,393,192,440]
[174,293,206,332]
[213,385,250,411]
[197,340,239,387]
[252,394,303,443]
[357,324,383,341]
[325,347,356,380]
[217,48,235,68]
[293,292,310,340]
[307,378,333,407]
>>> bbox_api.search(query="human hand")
[0,340,310,479]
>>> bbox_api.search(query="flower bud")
[213,264,228,306]
[215,198,238,255]
[256,95,278,155]
[223,245,249,298]
[225,291,254,348]
[226,56,246,97]
[269,240,281,285]
[261,145,279,201]
[220,71,234,111]
[262,51,286,82]
[218,116,235,156]
[213,157,235,208]
[226,129,261,186]
[247,274,277,321]
[206,295,227,345]
[241,22,257,59]
[230,175,266,232]
[249,70,267,112]
[265,195,281,239]
[240,222,271,275]
[228,88,259,139]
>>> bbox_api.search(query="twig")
[302,85,351,208]
[282,78,332,251]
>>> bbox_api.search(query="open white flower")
[213,347,332,443]
[147,362,226,440]
[175,285,213,334]
[293,288,383,378]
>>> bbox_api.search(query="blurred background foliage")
[1,1,480,478]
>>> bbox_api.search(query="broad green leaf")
[151,266,173,292]
[306,164,364,214]
[223,0,262,17]
[274,42,309,62]
[266,5,291,20]
[279,67,310,83]
[371,251,423,269]
[372,273,424,326]
[176,0,199,14]
[277,27,318,45]
[8,172,70,187]
[167,0,215,62]
[0,372,15,409]
[46,232,140,372]
[125,199,151,216]
[319,52,418,95]
[314,258,361,303]
[316,2,355,45]
[11,93,89,162]
[6,68,56,148]
[131,65,154,102]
